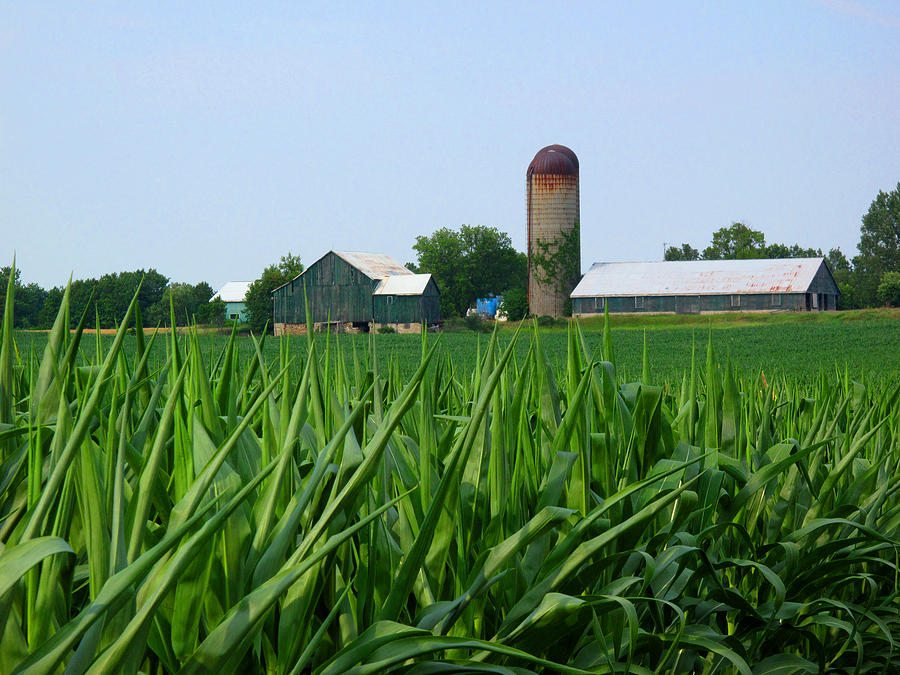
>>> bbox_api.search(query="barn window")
[731,295,741,307]
[634,297,643,309]
[594,297,605,311]
[771,294,781,306]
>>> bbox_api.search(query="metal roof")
[332,251,413,280]
[527,144,579,177]
[211,281,252,303]
[571,258,828,298]
[373,273,433,296]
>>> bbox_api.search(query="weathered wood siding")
[373,278,441,324]
[273,252,377,325]
[573,293,809,315]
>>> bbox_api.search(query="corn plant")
[1,267,899,673]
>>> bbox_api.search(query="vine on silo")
[531,220,580,312]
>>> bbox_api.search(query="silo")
[527,144,581,317]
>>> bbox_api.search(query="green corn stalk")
[0,265,899,673]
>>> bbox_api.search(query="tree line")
[0,267,225,329]
[6,182,898,331]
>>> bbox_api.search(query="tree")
[145,281,217,326]
[877,272,900,307]
[499,286,528,321]
[825,248,858,309]
[664,243,700,261]
[826,247,851,273]
[413,225,526,317]
[56,279,95,329]
[192,283,225,325]
[702,223,766,259]
[200,297,227,327]
[88,269,169,327]
[245,253,304,333]
[763,243,822,259]
[16,283,48,328]
[0,266,48,328]
[853,182,900,307]
[413,228,468,317]
[700,223,823,263]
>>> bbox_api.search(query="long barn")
[571,257,839,315]
[272,250,440,334]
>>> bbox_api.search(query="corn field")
[2,274,900,674]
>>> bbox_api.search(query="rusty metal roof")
[373,273,433,296]
[571,258,828,298]
[211,281,252,303]
[527,144,579,177]
[332,251,413,280]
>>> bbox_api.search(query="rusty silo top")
[527,144,579,177]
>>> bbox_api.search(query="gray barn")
[571,258,839,315]
[272,250,439,334]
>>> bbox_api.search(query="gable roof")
[332,251,412,280]
[211,281,252,303]
[571,258,829,298]
[373,273,433,295]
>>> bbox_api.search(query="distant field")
[369,318,900,386]
[14,310,900,387]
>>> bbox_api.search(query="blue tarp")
[476,296,501,317]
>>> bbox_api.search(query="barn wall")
[573,293,809,315]
[805,261,840,310]
[373,295,420,324]
[373,279,441,324]
[808,262,840,295]
[224,301,247,322]
[273,252,376,325]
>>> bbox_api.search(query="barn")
[571,258,839,315]
[210,281,252,322]
[372,274,441,328]
[272,250,440,334]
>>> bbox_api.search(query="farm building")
[272,250,440,334]
[571,258,839,315]
[210,281,252,322]
[373,274,440,326]
[527,144,581,318]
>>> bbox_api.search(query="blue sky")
[2,1,898,290]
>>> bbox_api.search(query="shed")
[571,258,839,315]
[211,281,252,322]
[272,250,440,333]
[373,274,440,327]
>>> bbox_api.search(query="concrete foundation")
[275,321,431,335]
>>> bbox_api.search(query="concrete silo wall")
[527,173,580,318]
